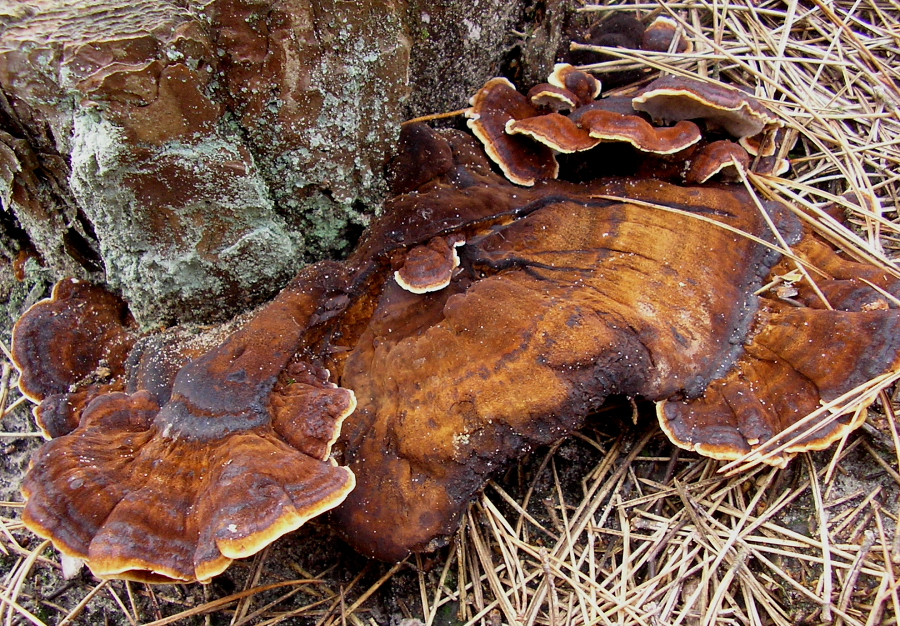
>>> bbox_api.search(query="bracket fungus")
[13,66,900,575]
[11,278,136,438]
[527,84,579,112]
[685,140,751,183]
[642,16,693,53]
[579,109,702,155]
[547,63,602,106]
[394,236,464,294]
[633,75,780,138]
[18,267,356,582]
[465,77,559,186]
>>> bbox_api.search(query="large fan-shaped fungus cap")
[465,77,559,186]
[19,266,356,583]
[632,75,779,138]
[659,303,900,465]
[330,124,900,560]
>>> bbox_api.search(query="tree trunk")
[0,0,570,326]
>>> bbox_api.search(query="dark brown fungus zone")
[632,75,780,138]
[685,140,751,183]
[641,16,693,53]
[19,266,356,583]
[465,77,558,186]
[11,278,136,438]
[14,73,900,574]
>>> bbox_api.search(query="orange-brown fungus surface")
[13,74,900,575]
[19,268,356,582]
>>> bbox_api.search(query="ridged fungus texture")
[11,278,135,438]
[19,267,356,583]
[14,78,900,573]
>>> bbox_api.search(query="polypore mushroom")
[16,90,900,576]
[465,77,559,186]
[19,265,356,583]
[547,64,602,106]
[328,124,900,560]
[658,303,900,464]
[641,16,693,53]
[506,113,602,153]
[741,126,796,176]
[767,233,900,312]
[12,278,136,437]
[569,13,644,57]
[394,236,464,294]
[568,96,641,121]
[387,122,455,194]
[12,278,135,403]
[527,84,579,112]
[580,108,703,154]
[632,75,780,138]
[685,140,751,183]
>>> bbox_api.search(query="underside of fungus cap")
[19,264,359,583]
[527,83,579,112]
[632,75,779,138]
[465,77,559,186]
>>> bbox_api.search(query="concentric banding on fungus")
[465,77,559,186]
[580,108,703,154]
[633,75,779,138]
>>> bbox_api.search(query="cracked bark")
[0,0,570,326]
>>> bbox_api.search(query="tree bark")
[0,0,570,325]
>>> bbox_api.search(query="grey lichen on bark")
[0,0,413,325]
[0,0,568,326]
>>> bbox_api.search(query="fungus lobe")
[13,101,900,576]
[19,266,357,583]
